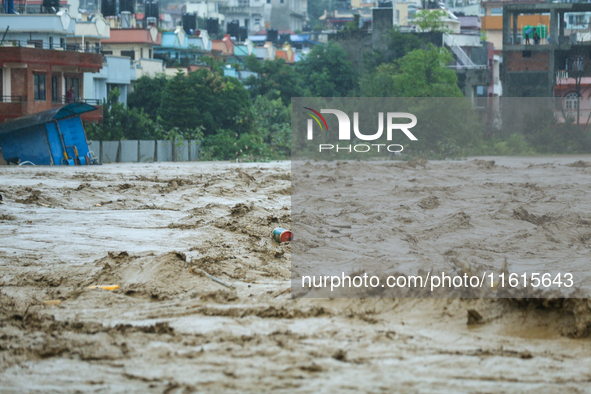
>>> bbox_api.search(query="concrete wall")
[100,140,119,163]
[120,140,138,162]
[98,140,200,163]
[156,140,173,162]
[373,7,394,51]
[139,140,156,162]
[506,51,550,72]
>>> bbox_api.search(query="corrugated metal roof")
[0,103,98,135]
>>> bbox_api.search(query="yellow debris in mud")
[88,285,120,291]
[43,300,61,306]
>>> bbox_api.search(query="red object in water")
[272,228,293,243]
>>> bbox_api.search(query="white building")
[0,10,76,49]
[84,55,136,106]
[185,0,228,22]
[269,0,307,32]
[221,0,271,33]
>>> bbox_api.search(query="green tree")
[158,70,201,131]
[413,9,452,33]
[128,74,167,120]
[296,42,358,97]
[251,93,291,157]
[243,55,305,105]
[364,27,428,72]
[186,69,254,136]
[86,89,160,141]
[200,94,291,161]
[200,56,226,75]
[361,45,462,97]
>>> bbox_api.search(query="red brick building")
[0,46,103,123]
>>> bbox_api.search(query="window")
[51,76,59,102]
[267,0,270,3]
[141,48,144,58]
[60,37,65,48]
[68,78,80,100]
[149,49,152,58]
[102,50,113,55]
[565,92,580,111]
[491,7,502,15]
[522,50,532,58]
[121,50,135,60]
[49,37,54,49]
[34,74,46,101]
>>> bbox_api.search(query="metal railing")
[481,0,545,3]
[220,5,265,14]
[0,40,102,53]
[53,96,101,105]
[0,95,26,103]
[443,33,488,70]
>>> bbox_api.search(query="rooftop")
[102,28,162,46]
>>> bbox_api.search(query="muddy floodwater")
[1,158,591,393]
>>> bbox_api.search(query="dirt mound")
[472,159,496,168]
[91,251,222,300]
[512,206,553,225]
[566,160,591,168]
[418,195,440,209]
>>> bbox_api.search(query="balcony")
[220,5,264,15]
[52,97,102,106]
[1,40,102,54]
[0,96,26,103]
[481,0,545,3]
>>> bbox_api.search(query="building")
[0,45,103,123]
[220,0,271,33]
[212,34,235,55]
[154,27,205,66]
[501,2,591,98]
[101,26,165,78]
[6,0,68,14]
[184,0,228,22]
[66,13,110,53]
[0,10,75,50]
[83,55,136,106]
[481,0,549,52]
[269,0,307,32]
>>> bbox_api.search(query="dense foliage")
[90,18,591,160]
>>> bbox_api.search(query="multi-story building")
[220,0,271,33]
[0,11,104,123]
[0,46,103,123]
[481,0,548,52]
[0,10,76,50]
[185,0,228,21]
[501,2,591,98]
[66,13,110,53]
[269,0,307,32]
[83,55,136,106]
[101,26,164,78]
